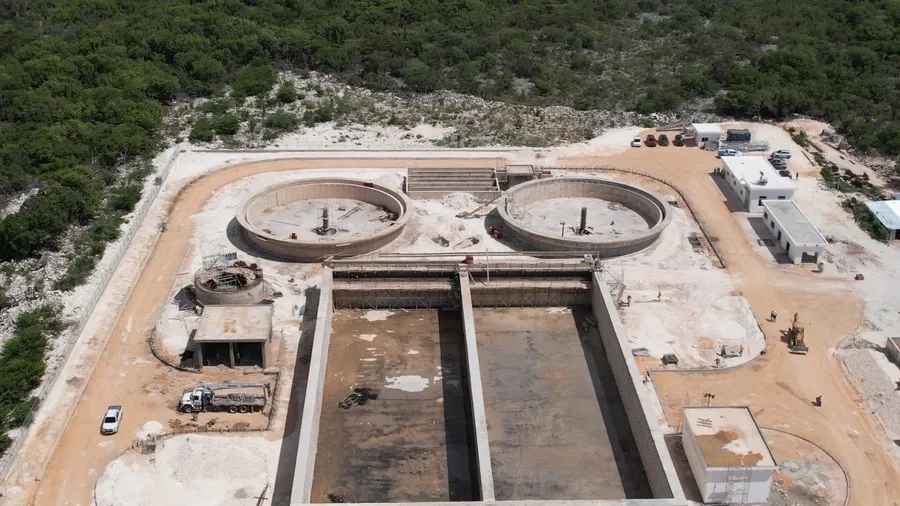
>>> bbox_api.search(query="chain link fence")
[0,146,183,482]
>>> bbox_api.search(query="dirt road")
[8,158,500,506]
[563,148,900,506]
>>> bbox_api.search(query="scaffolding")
[723,466,751,504]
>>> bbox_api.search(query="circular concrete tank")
[237,178,412,262]
[497,176,672,257]
[194,264,265,305]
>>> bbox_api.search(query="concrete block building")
[762,200,827,264]
[688,123,725,148]
[193,304,273,368]
[722,157,796,212]
[865,200,900,240]
[682,406,777,504]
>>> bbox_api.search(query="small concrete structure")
[886,337,900,366]
[682,406,777,505]
[237,178,411,261]
[193,305,273,368]
[498,177,672,257]
[722,157,797,212]
[761,201,827,264]
[688,123,725,148]
[865,200,900,240]
[194,264,265,305]
[504,164,536,188]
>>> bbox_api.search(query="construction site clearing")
[2,121,900,506]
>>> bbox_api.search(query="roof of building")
[690,123,725,135]
[722,156,797,191]
[865,200,900,230]
[762,200,827,246]
[194,304,273,343]
[683,406,776,468]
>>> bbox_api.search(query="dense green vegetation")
[0,306,65,455]
[0,0,898,274]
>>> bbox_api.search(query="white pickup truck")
[100,405,123,435]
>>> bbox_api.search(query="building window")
[770,221,774,228]
[778,230,782,241]
[778,196,786,200]
[764,211,768,220]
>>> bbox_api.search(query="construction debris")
[339,387,378,410]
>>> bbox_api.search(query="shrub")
[189,118,215,143]
[232,65,276,98]
[263,109,299,134]
[210,113,240,136]
[110,184,142,213]
[276,82,297,103]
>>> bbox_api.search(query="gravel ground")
[842,348,900,438]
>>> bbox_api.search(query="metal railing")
[0,146,183,482]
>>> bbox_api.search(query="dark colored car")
[645,134,657,147]
[673,134,684,146]
[658,134,670,146]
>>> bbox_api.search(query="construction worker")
[627,295,632,306]
[814,395,822,407]
[739,344,744,356]
[657,291,662,302]
[770,310,777,322]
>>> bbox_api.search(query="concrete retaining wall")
[238,179,411,262]
[291,269,334,505]
[590,271,683,500]
[498,177,672,257]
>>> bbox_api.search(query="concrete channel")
[290,260,686,506]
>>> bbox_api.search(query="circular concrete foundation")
[194,264,265,305]
[498,176,671,257]
[237,178,411,262]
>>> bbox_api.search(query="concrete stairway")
[406,167,500,200]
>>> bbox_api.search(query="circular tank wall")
[194,265,265,305]
[497,176,672,257]
[236,178,412,262]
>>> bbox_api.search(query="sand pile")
[95,434,277,506]
[440,192,480,211]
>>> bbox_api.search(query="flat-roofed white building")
[865,199,900,240]
[762,200,827,264]
[721,157,797,212]
[682,406,777,504]
[688,123,725,148]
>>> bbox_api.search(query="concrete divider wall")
[291,269,334,505]
[498,177,672,257]
[590,271,684,500]
[238,179,412,262]
[456,271,496,501]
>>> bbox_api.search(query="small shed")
[682,406,777,504]
[864,200,900,240]
[762,200,827,264]
[689,123,725,148]
[721,157,796,212]
[193,305,273,368]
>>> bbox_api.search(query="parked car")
[771,149,792,159]
[673,134,684,146]
[769,158,788,169]
[100,405,123,435]
[717,148,742,157]
[645,134,657,147]
[778,169,793,178]
[658,134,670,146]
[630,136,642,147]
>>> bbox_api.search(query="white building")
[688,123,725,148]
[682,407,777,504]
[762,200,827,264]
[865,200,900,240]
[721,157,796,212]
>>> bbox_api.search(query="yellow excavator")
[787,312,808,354]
